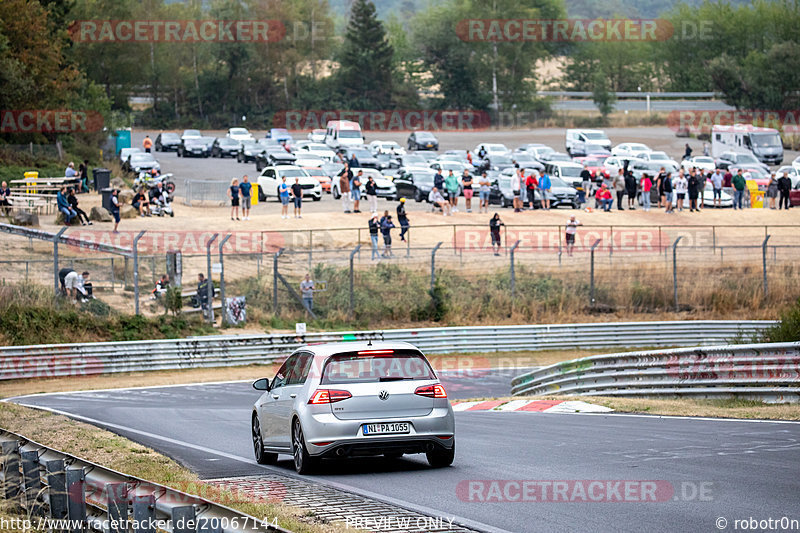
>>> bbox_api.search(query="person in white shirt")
[429,187,451,216]
[64,271,91,300]
[565,215,582,257]
[711,169,724,208]
[673,171,688,212]
[511,168,522,212]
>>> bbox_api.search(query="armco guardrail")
[0,321,774,381]
[510,342,800,403]
[0,429,288,533]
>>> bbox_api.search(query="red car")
[573,155,610,182]
[790,182,800,206]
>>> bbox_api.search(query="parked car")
[498,168,579,208]
[715,151,769,173]
[123,152,160,174]
[629,160,667,181]
[480,154,515,172]
[701,182,733,208]
[611,142,652,158]
[638,151,679,171]
[565,129,612,156]
[369,140,406,156]
[181,129,202,140]
[792,155,800,174]
[407,131,439,151]
[573,154,610,182]
[681,155,717,172]
[119,147,142,165]
[266,128,293,145]
[294,153,326,168]
[430,160,472,175]
[490,173,545,208]
[211,137,241,158]
[791,181,800,207]
[775,166,800,187]
[303,167,332,194]
[544,161,585,189]
[256,165,321,201]
[474,143,511,158]
[539,152,572,163]
[399,154,430,168]
[528,145,556,163]
[295,141,337,161]
[308,129,327,143]
[256,145,297,171]
[155,133,181,152]
[227,127,254,143]
[178,137,210,158]
[237,140,262,163]
[339,147,379,169]
[375,153,401,171]
[331,168,396,200]
[511,152,544,172]
[393,167,438,202]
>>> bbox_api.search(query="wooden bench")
[10,177,81,195]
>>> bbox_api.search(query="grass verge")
[0,402,352,533]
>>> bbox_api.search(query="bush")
[761,298,800,342]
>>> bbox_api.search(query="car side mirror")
[253,378,271,391]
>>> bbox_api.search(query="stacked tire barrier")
[511,342,800,403]
[0,321,775,381]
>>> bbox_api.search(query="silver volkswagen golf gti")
[251,342,456,474]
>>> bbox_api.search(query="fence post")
[510,240,521,304]
[133,231,146,315]
[107,483,128,533]
[273,248,284,314]
[205,233,219,324]
[65,468,86,531]
[589,239,601,307]
[349,245,361,315]
[673,236,683,312]
[132,494,156,533]
[20,450,43,516]
[52,227,68,294]
[430,242,443,295]
[110,257,115,290]
[218,234,232,326]
[46,459,68,520]
[762,234,771,299]
[1,440,21,504]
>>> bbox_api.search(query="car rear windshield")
[321,350,436,384]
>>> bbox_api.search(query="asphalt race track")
[11,371,800,533]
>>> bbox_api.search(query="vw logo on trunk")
[378,390,389,401]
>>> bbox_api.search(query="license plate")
[363,422,409,435]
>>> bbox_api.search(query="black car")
[407,131,439,151]
[255,147,296,171]
[211,137,241,158]
[393,167,437,203]
[178,137,210,158]
[238,140,262,163]
[155,132,181,152]
[339,147,379,169]
[375,153,400,170]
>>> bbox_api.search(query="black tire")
[332,187,340,200]
[256,160,263,172]
[414,189,423,202]
[572,200,580,209]
[427,441,455,468]
[258,188,266,202]
[164,181,176,195]
[177,150,182,157]
[252,415,277,465]
[292,420,319,474]
[237,153,243,163]
[312,195,321,202]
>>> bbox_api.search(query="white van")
[711,124,783,166]
[565,129,612,156]
[325,120,364,149]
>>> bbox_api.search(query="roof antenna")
[367,338,373,346]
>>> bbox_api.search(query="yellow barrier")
[750,190,765,209]
[251,183,259,206]
[23,171,38,194]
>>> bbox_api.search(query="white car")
[430,160,472,175]
[639,151,679,171]
[474,143,511,158]
[369,140,406,156]
[295,141,337,161]
[611,143,652,158]
[681,156,716,172]
[792,155,800,174]
[294,154,326,168]
[701,182,732,208]
[308,129,326,143]
[332,168,396,200]
[776,166,800,187]
[257,165,322,201]
[181,129,202,140]
[119,147,142,165]
[227,127,254,143]
[602,155,629,176]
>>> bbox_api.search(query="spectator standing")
[732,170,746,210]
[67,188,91,225]
[380,214,395,257]
[777,171,792,210]
[365,175,378,213]
[291,177,303,218]
[57,186,76,225]
[703,142,709,156]
[612,169,625,211]
[723,169,733,188]
[339,164,353,213]
[462,170,474,212]
[429,187,451,215]
[143,135,153,153]
[683,143,692,160]
[228,178,240,220]
[434,169,445,194]
[300,274,315,312]
[368,213,381,259]
[110,189,121,232]
[766,172,778,209]
[278,176,290,218]
[526,171,539,209]
[657,167,667,208]
[538,170,552,211]
[445,170,460,211]
[489,213,504,256]
[565,215,582,257]
[78,160,90,192]
[624,168,637,209]
[696,170,707,210]
[0,181,11,215]
[396,198,410,241]
[478,172,491,213]
[351,170,363,213]
[663,172,674,213]
[65,162,77,177]
[674,171,688,211]
[640,174,652,211]
[510,169,522,212]
[240,175,252,220]
[196,273,209,315]
[711,169,724,208]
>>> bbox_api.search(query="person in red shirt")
[640,174,652,211]
[596,184,613,211]
[525,172,538,210]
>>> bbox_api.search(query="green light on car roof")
[342,334,357,341]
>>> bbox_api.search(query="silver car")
[251,342,456,474]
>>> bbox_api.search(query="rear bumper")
[317,436,453,458]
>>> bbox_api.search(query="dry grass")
[463,394,800,420]
[0,402,356,533]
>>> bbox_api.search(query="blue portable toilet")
[115,128,132,154]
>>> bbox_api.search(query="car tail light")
[308,389,352,404]
[357,349,394,355]
[415,384,447,398]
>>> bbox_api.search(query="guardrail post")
[273,248,284,314]
[430,242,443,295]
[20,450,44,516]
[133,230,146,315]
[510,240,521,304]
[46,459,68,520]
[132,494,156,533]
[205,234,219,324]
[218,234,232,326]
[53,227,68,294]
[349,245,361,315]
[589,238,601,307]
[673,236,683,312]
[172,505,196,533]
[762,234,771,299]
[65,468,86,533]
[106,483,128,533]
[1,440,21,504]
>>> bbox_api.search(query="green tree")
[592,70,616,121]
